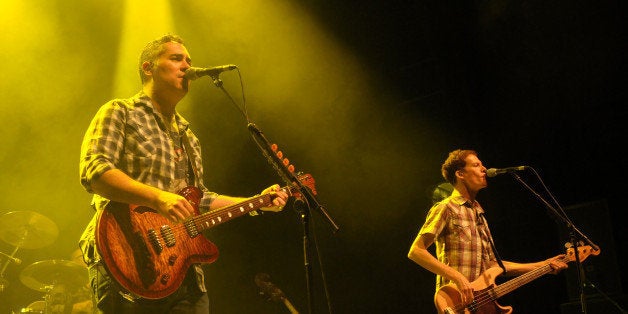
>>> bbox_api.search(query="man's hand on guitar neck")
[545,254,568,275]
[259,184,289,212]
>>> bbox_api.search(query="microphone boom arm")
[508,170,599,251]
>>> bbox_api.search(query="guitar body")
[435,285,512,314]
[95,186,219,299]
[435,267,512,314]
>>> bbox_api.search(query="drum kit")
[0,211,90,313]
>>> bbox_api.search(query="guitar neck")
[191,194,273,232]
[184,173,315,234]
[492,255,569,299]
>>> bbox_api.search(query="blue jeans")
[88,264,210,314]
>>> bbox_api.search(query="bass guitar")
[96,173,316,299]
[435,245,599,314]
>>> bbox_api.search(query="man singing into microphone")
[78,34,289,313]
[407,149,568,313]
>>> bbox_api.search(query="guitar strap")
[179,130,210,291]
[480,213,506,273]
[180,130,199,187]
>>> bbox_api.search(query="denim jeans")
[88,263,210,314]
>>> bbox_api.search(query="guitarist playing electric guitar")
[78,34,289,313]
[408,149,570,313]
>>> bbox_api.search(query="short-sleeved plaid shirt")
[418,190,498,290]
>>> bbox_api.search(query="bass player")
[408,149,567,313]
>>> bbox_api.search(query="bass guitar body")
[435,267,511,314]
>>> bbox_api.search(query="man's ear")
[141,61,153,77]
[455,170,464,180]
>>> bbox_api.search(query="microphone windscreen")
[486,168,498,177]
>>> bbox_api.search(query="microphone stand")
[248,123,340,314]
[202,71,340,314]
[1,244,22,293]
[209,74,225,88]
[1,244,22,278]
[507,169,600,314]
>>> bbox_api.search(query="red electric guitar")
[96,173,316,299]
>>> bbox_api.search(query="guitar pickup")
[147,229,163,253]
[160,225,176,247]
[160,274,170,285]
[183,219,200,238]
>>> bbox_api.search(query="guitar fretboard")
[192,194,273,232]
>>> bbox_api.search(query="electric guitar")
[95,173,316,299]
[435,245,600,314]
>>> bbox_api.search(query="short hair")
[441,149,477,184]
[138,34,185,83]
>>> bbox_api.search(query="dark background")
[1,1,627,313]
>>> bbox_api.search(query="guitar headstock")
[292,173,317,199]
[565,245,600,263]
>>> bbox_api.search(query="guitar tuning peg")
[271,143,278,152]
[282,158,290,166]
[276,150,283,159]
[287,164,295,173]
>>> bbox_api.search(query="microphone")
[486,166,528,177]
[184,65,237,80]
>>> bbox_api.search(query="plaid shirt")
[79,91,214,200]
[79,91,217,293]
[418,190,498,290]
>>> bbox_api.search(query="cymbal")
[20,259,88,292]
[0,211,58,249]
[21,300,45,313]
